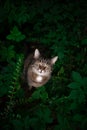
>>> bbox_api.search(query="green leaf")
[59,66,64,74]
[30,87,48,101]
[12,119,24,130]
[0,86,8,97]
[31,89,40,100]
[54,125,60,130]
[81,38,87,45]
[72,71,82,83]
[68,82,81,89]
[81,118,87,129]
[69,102,78,110]
[35,106,53,123]
[57,114,71,130]
[68,90,78,100]
[68,89,85,104]
[78,89,85,104]
[24,116,30,129]
[82,77,87,87]
[28,117,45,130]
[6,26,26,42]
[42,107,53,123]
[82,77,87,94]
[73,114,84,122]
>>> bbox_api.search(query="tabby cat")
[23,49,58,89]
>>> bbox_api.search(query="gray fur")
[23,49,58,89]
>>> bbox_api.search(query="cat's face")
[32,59,52,76]
[31,49,58,76]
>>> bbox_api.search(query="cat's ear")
[34,49,40,59]
[51,56,58,65]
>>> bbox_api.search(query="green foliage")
[0,0,87,130]
[68,71,87,109]
[81,38,87,45]
[29,87,48,102]
[6,26,26,42]
[0,45,15,62]
[0,53,24,118]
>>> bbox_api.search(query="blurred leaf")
[59,66,64,74]
[54,125,60,130]
[78,89,85,104]
[15,88,25,98]
[6,26,26,42]
[68,89,85,104]
[68,82,81,89]
[69,102,78,110]
[12,119,24,130]
[24,116,30,129]
[68,90,78,100]
[0,45,15,62]
[82,77,87,95]
[82,77,87,87]
[57,114,71,130]
[81,118,87,129]
[35,106,53,123]
[30,87,48,102]
[73,114,84,122]
[81,38,87,45]
[58,51,65,59]
[0,86,8,97]
[72,71,82,83]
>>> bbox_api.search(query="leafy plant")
[68,71,87,106]
[0,45,15,62]
[6,26,26,42]
[0,0,87,130]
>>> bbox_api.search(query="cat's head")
[31,49,58,76]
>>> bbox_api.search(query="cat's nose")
[39,69,42,73]
[40,70,42,73]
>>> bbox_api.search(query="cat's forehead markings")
[39,59,49,64]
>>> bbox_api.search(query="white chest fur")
[36,76,43,82]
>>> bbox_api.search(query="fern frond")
[4,54,24,117]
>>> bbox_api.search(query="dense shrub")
[0,0,87,130]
